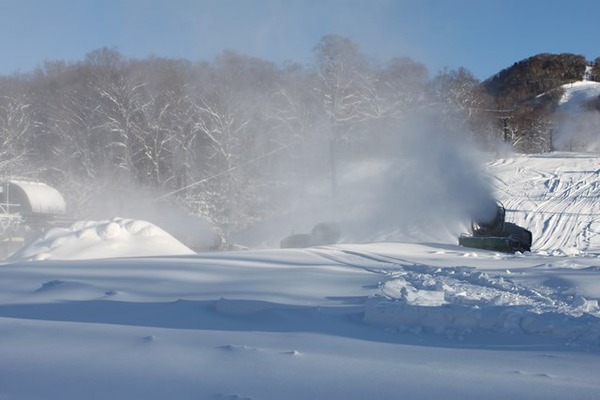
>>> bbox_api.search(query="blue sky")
[0,0,598,80]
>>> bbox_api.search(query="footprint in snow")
[143,335,157,343]
[212,394,254,400]
[281,350,302,356]
[512,370,553,378]
[35,280,89,293]
[218,344,259,352]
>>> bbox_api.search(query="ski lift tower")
[0,182,24,234]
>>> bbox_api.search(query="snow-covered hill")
[1,152,600,399]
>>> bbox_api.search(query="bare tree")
[312,35,381,192]
[375,57,430,120]
[312,35,377,129]
[0,93,31,179]
[431,67,494,140]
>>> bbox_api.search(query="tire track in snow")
[533,170,600,250]
[488,155,600,252]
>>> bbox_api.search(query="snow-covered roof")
[5,180,66,215]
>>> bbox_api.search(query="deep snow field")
[1,152,600,399]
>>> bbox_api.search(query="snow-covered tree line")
[0,35,493,234]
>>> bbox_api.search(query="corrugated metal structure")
[0,181,67,257]
[1,180,66,217]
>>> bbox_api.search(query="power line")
[155,141,296,201]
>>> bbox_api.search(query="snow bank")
[8,218,195,261]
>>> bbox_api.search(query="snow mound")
[9,218,195,261]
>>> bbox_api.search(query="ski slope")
[0,152,600,399]
[489,152,600,253]
[558,80,600,113]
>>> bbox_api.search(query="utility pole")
[329,123,339,196]
[329,138,336,195]
[499,115,511,143]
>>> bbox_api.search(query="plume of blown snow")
[330,112,497,243]
[236,107,498,247]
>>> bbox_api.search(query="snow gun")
[459,202,532,253]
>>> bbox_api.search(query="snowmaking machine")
[458,202,532,253]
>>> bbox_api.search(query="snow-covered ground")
[1,152,600,399]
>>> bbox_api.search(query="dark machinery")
[459,202,532,253]
[280,222,341,248]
